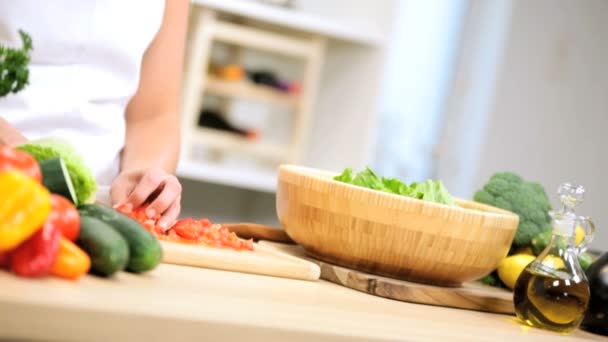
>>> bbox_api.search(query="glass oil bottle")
[513,183,595,333]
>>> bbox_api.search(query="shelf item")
[246,70,299,94]
[210,63,245,81]
[204,76,297,108]
[176,159,277,193]
[198,109,258,139]
[191,127,288,162]
[192,0,385,46]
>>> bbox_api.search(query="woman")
[0,0,190,230]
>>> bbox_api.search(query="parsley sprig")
[0,30,33,97]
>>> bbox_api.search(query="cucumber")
[78,204,162,273]
[77,215,129,277]
[39,158,78,204]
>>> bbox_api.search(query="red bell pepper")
[0,145,42,182]
[10,220,61,277]
[0,251,9,269]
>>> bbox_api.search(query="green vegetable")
[381,177,410,196]
[479,272,504,288]
[17,138,97,204]
[579,252,595,272]
[77,215,129,277]
[0,30,32,97]
[333,167,455,206]
[39,158,78,204]
[351,167,386,192]
[334,168,353,183]
[474,172,552,247]
[79,204,162,273]
[409,180,455,206]
[531,229,552,255]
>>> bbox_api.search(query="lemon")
[575,225,585,246]
[497,254,536,290]
[541,255,566,270]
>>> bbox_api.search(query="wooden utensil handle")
[224,223,294,244]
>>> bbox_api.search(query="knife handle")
[224,223,294,244]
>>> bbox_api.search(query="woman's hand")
[110,167,182,231]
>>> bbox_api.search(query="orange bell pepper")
[51,238,91,280]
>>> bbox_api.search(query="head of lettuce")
[17,137,97,205]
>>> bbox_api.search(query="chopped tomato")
[172,218,202,240]
[115,204,163,237]
[114,204,253,251]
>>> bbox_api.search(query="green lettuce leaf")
[381,177,410,196]
[351,167,385,191]
[333,166,455,206]
[334,168,353,183]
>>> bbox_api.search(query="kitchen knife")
[224,223,294,244]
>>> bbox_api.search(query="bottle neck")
[544,233,586,281]
[552,213,576,237]
[548,233,576,255]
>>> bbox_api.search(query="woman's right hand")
[0,117,27,146]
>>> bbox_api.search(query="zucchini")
[39,158,78,204]
[77,215,129,277]
[78,204,162,273]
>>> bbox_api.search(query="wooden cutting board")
[160,241,320,281]
[259,241,515,314]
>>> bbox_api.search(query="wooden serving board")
[259,241,515,314]
[160,241,320,281]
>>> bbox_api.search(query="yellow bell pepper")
[0,170,51,251]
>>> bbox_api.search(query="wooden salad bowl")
[276,165,520,287]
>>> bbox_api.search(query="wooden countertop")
[0,263,602,342]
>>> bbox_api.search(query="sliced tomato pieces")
[114,204,253,251]
[172,218,201,240]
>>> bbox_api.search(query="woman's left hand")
[110,167,182,231]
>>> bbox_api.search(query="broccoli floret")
[474,172,552,247]
[17,137,97,204]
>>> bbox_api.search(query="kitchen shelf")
[181,7,325,171]
[191,127,289,162]
[213,20,315,58]
[204,76,298,108]
[192,0,385,46]
[176,159,277,193]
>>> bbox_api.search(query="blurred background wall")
[436,0,608,249]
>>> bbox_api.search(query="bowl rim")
[278,164,520,222]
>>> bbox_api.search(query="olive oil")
[513,266,590,333]
[513,182,595,333]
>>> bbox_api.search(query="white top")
[0,0,165,195]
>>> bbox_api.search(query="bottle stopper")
[557,182,585,214]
